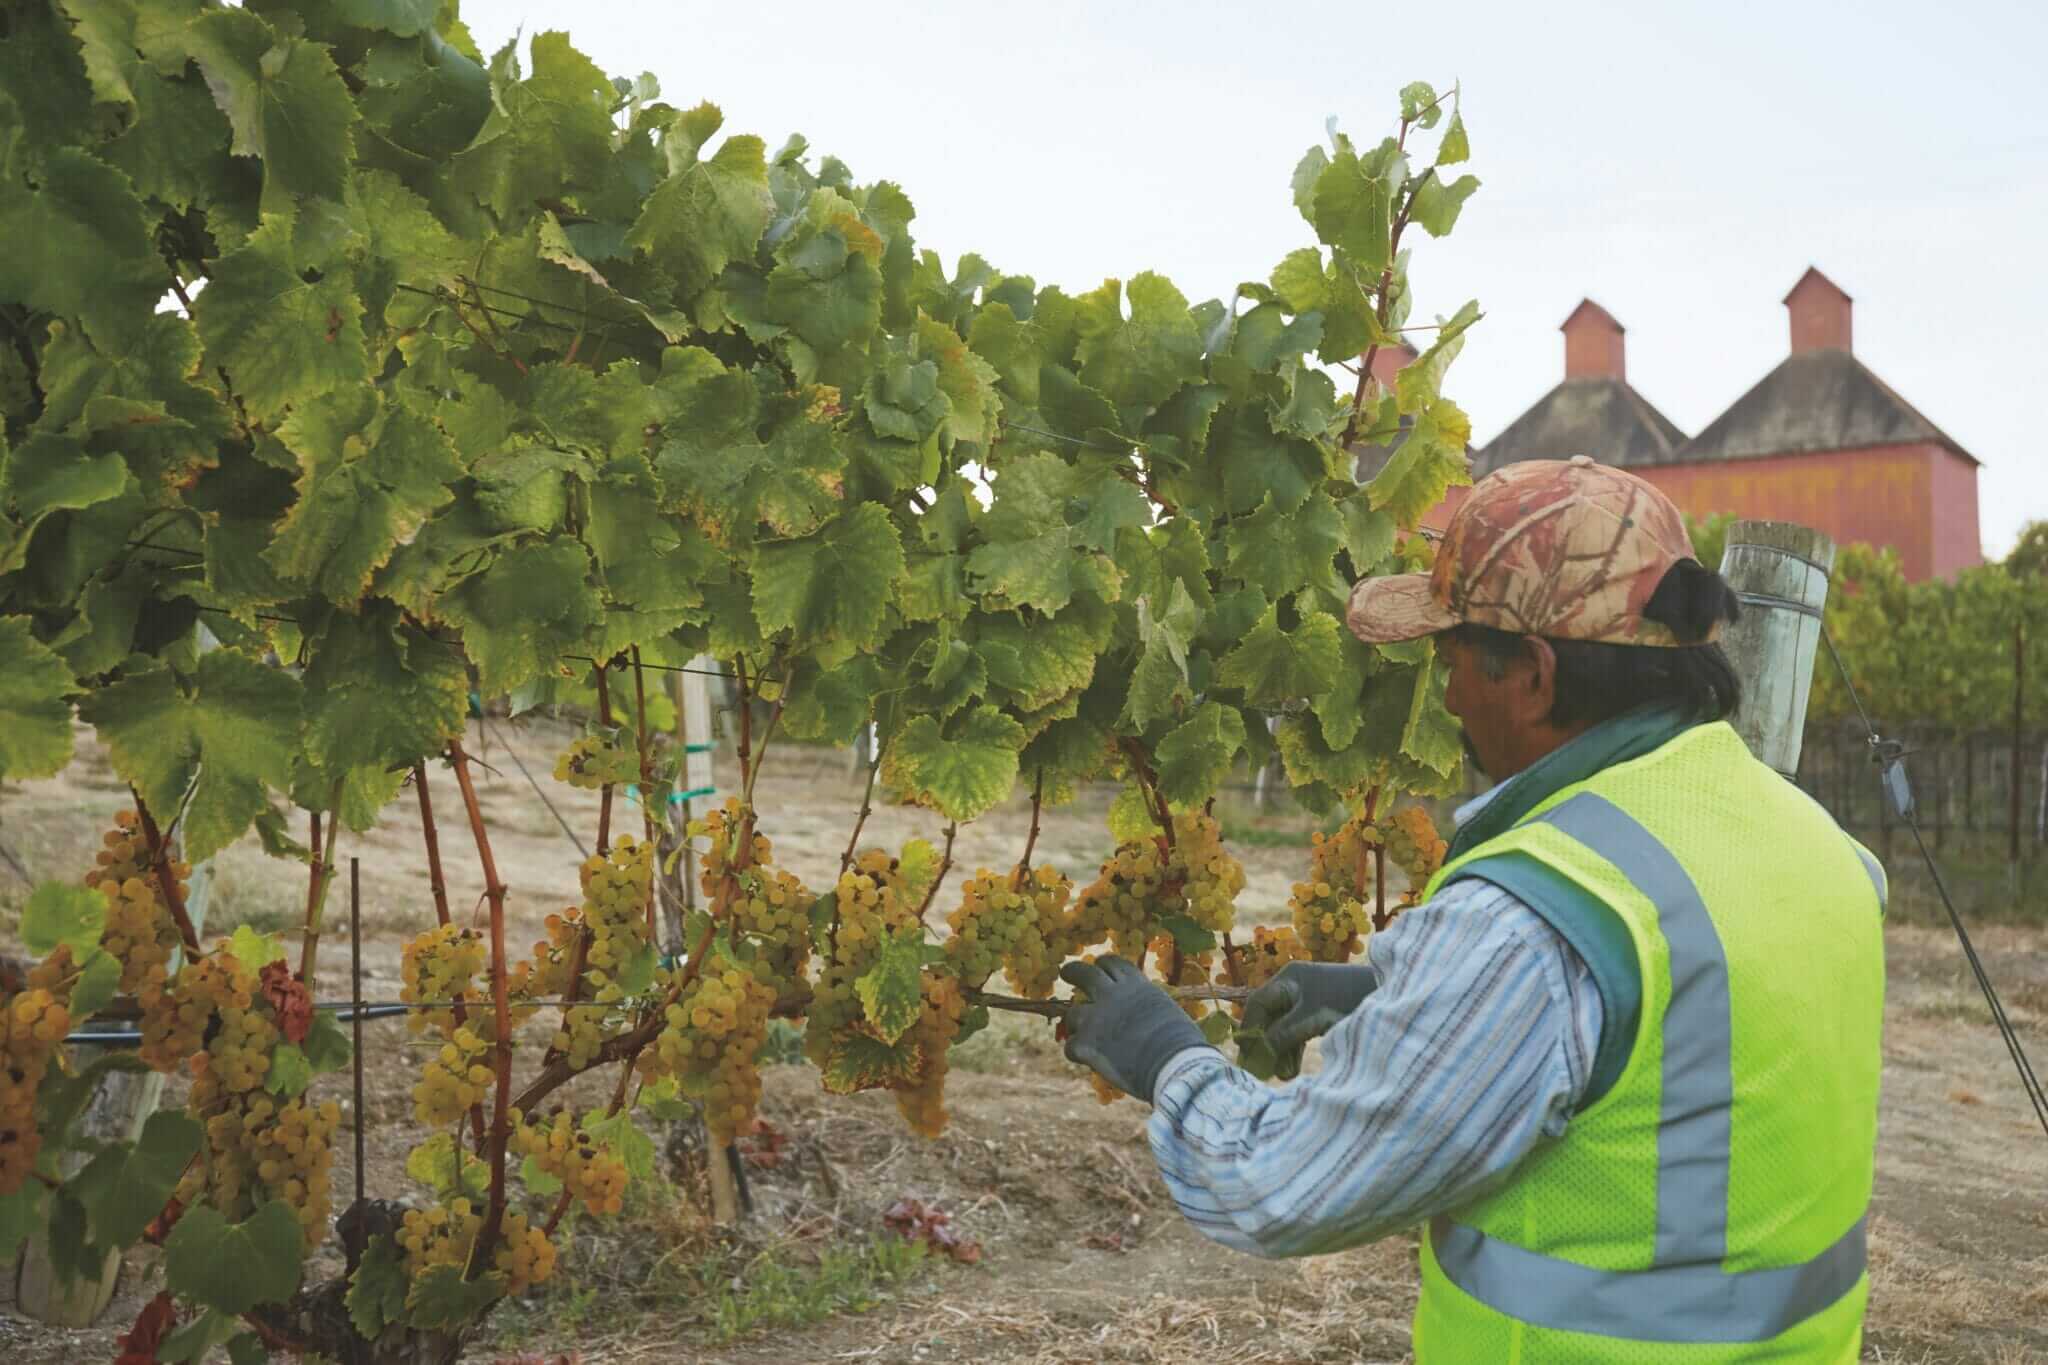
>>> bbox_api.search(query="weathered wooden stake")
[1716,521,1836,776]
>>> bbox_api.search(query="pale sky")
[464,0,2046,558]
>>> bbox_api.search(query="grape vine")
[0,2,1479,1357]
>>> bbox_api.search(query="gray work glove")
[1238,962,1380,1081]
[1059,956,1213,1103]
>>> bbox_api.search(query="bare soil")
[2,718,2045,1364]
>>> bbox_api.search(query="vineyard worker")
[1059,456,1887,1363]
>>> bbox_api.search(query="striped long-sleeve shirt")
[1146,876,1606,1258]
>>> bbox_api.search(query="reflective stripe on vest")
[1430,790,1867,1342]
[1430,1215,1869,1345]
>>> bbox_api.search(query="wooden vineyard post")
[1716,521,1836,776]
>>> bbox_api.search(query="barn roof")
[1670,348,1977,467]
[1471,376,1688,477]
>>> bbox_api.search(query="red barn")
[1409,269,1982,579]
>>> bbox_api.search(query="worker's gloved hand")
[1059,956,1213,1103]
[1238,962,1380,1080]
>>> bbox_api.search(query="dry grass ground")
[2,717,2045,1363]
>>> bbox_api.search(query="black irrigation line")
[1823,628,2048,1140]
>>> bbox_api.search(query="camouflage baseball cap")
[1346,455,1716,647]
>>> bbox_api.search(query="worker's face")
[1439,631,1566,782]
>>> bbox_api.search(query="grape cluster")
[414,1026,495,1127]
[398,1200,557,1294]
[1070,839,1168,959]
[575,836,653,1002]
[1,954,75,1194]
[1006,865,1075,998]
[513,1110,628,1215]
[892,974,968,1138]
[1232,926,1313,1018]
[1166,812,1245,935]
[1384,804,1449,888]
[86,811,186,1008]
[1289,814,1379,962]
[654,965,776,1142]
[690,800,813,1002]
[166,946,344,1247]
[228,1096,341,1249]
[140,949,254,1072]
[401,923,487,1039]
[553,735,638,790]
[943,870,1038,991]
[801,850,919,1082]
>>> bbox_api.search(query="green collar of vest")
[1445,704,1702,863]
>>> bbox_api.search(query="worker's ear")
[1518,636,1561,727]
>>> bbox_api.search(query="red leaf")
[259,960,313,1044]
[142,1196,183,1246]
[115,1291,178,1363]
[881,1197,982,1264]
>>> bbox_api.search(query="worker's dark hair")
[1447,559,1744,729]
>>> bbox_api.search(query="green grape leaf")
[1408,172,1481,238]
[853,930,928,1046]
[966,528,1082,614]
[79,653,302,864]
[267,388,462,603]
[660,417,845,542]
[1208,400,1323,516]
[449,32,614,219]
[582,1110,657,1180]
[1072,272,1204,409]
[1224,491,1344,601]
[749,503,904,650]
[1153,701,1247,807]
[404,1134,490,1200]
[0,148,164,348]
[1339,496,1398,575]
[69,1111,201,1249]
[1199,1009,1235,1045]
[263,1044,313,1098]
[1107,783,1159,843]
[0,434,131,577]
[194,214,368,422]
[1393,300,1482,415]
[1123,583,1198,731]
[302,607,470,774]
[1401,649,1463,780]
[345,1234,410,1341]
[1309,140,1403,276]
[225,925,287,973]
[1437,108,1471,164]
[163,1200,304,1315]
[175,9,359,202]
[976,601,1110,712]
[69,949,122,1021]
[820,1031,921,1094]
[808,893,838,956]
[897,837,941,900]
[861,342,948,442]
[0,619,76,780]
[1215,607,1344,706]
[159,1309,240,1365]
[1366,397,1472,530]
[0,1184,48,1265]
[405,1264,505,1330]
[21,882,107,960]
[1158,913,1218,957]
[1230,302,1324,373]
[297,1011,351,1077]
[434,538,599,696]
[892,705,1024,821]
[519,1155,564,1197]
[626,133,773,301]
[917,312,1002,448]
[1268,248,1328,314]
